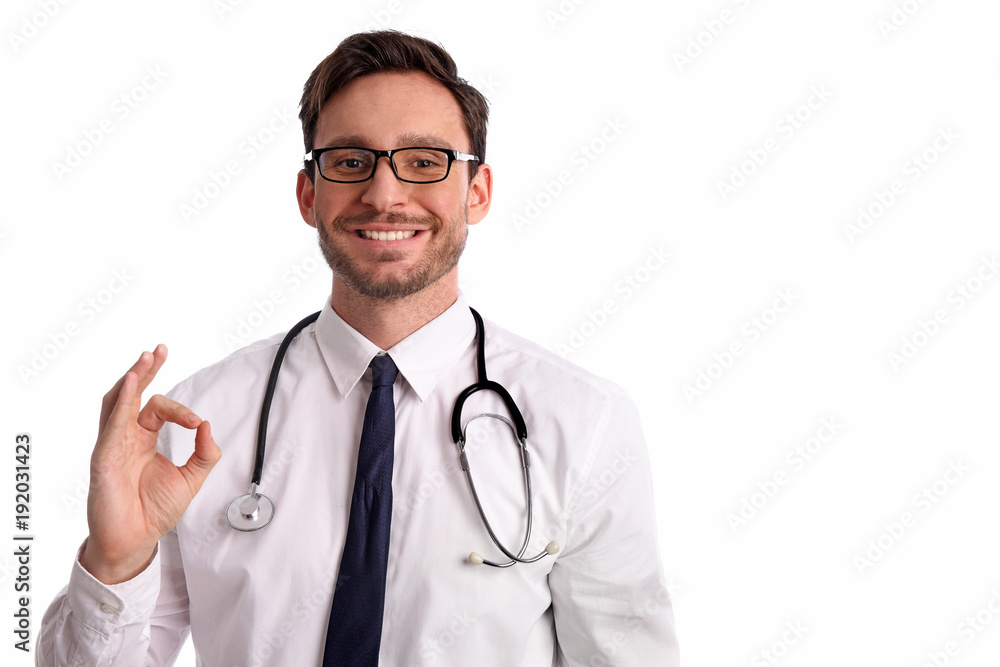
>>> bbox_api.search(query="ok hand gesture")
[80,345,221,584]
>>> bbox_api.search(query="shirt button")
[100,603,119,614]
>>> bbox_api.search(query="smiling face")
[296,71,492,304]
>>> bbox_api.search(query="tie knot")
[369,355,398,388]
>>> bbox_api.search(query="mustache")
[333,211,440,229]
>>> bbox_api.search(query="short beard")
[316,207,468,301]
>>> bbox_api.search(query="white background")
[2,0,999,665]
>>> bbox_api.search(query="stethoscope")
[226,308,560,568]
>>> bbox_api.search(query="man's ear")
[466,163,493,226]
[296,169,317,228]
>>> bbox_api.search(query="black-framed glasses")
[304,146,480,184]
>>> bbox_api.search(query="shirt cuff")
[67,539,161,637]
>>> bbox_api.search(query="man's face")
[296,71,492,301]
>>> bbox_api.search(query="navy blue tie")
[323,355,398,666]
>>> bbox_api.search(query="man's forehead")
[317,132,458,150]
[313,71,469,149]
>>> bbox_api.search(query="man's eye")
[407,154,445,169]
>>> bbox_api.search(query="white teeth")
[361,229,416,241]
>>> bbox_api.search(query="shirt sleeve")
[35,530,191,666]
[548,390,680,666]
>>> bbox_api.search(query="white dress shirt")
[37,293,679,666]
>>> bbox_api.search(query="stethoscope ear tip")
[545,541,560,555]
[469,552,485,565]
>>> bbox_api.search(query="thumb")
[180,420,222,491]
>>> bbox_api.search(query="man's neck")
[329,276,459,350]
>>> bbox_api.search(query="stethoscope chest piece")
[226,488,275,532]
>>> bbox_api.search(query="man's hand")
[80,345,222,584]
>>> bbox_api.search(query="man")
[38,30,679,665]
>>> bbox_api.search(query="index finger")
[99,344,168,434]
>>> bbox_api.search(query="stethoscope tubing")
[459,414,549,567]
[229,307,559,566]
[252,310,320,486]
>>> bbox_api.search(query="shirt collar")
[314,292,476,402]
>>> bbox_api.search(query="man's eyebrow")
[318,133,459,150]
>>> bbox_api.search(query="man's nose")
[361,156,408,211]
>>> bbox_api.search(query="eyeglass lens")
[318,148,451,182]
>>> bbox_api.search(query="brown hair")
[299,30,489,183]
